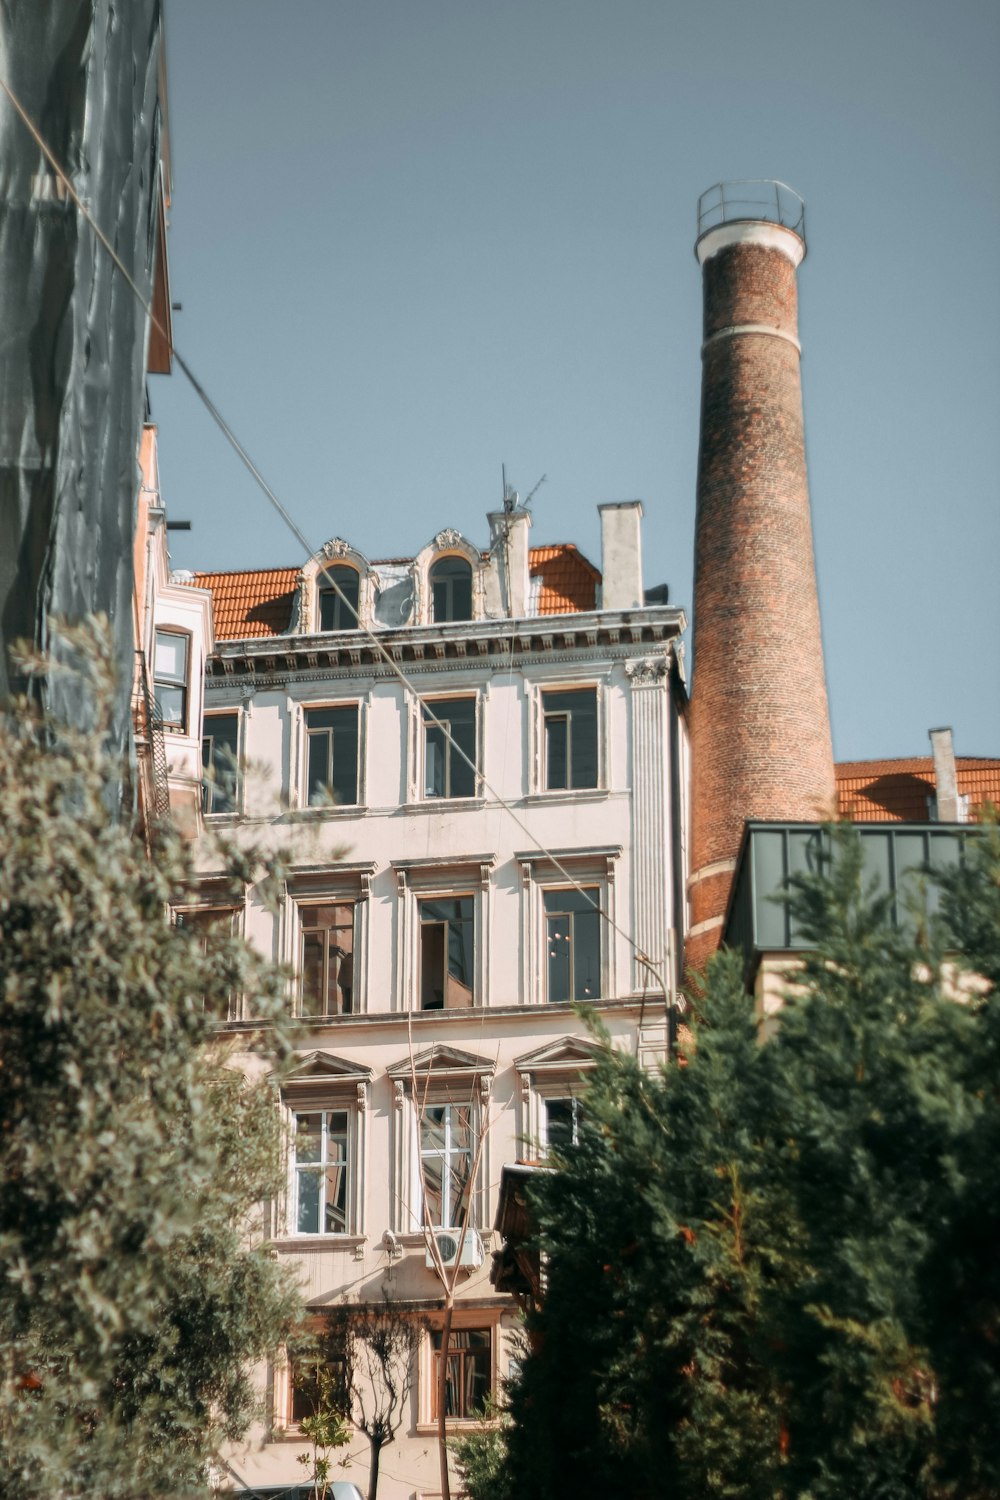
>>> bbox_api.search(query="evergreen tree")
[480,826,999,1500]
[0,624,302,1498]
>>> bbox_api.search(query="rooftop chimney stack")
[599,500,644,611]
[687,182,835,970]
[929,726,961,823]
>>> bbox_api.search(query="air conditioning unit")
[425,1227,484,1271]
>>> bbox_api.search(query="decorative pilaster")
[626,655,671,992]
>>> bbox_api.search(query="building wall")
[159,511,686,1497]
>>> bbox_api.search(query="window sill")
[415,1419,500,1436]
[523,787,610,804]
[271,1233,366,1253]
[289,803,367,819]
[404,796,486,814]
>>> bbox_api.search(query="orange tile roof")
[195,543,603,639]
[835,757,1000,823]
[529,543,601,615]
[194,568,298,639]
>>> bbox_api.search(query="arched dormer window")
[430,555,473,623]
[318,564,360,632]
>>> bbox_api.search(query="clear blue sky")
[153,0,1000,762]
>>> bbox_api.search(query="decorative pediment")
[322,537,351,559]
[387,1043,495,1083]
[282,1050,373,1112]
[285,1050,373,1084]
[514,1035,605,1077]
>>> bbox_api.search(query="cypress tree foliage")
[0,624,302,1498]
[918,825,1000,1499]
[476,827,999,1500]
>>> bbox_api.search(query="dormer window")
[318,565,360,631]
[430,556,473,623]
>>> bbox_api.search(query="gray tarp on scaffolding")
[0,0,162,757]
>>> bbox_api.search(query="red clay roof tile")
[529,544,601,615]
[194,568,298,639]
[196,543,602,638]
[835,757,1000,823]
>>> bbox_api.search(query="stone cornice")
[205,608,686,683]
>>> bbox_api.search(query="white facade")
[153,501,687,1498]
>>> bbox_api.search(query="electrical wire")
[0,71,678,1027]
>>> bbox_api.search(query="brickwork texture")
[688,236,835,969]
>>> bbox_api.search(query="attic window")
[318,565,360,631]
[430,556,473,623]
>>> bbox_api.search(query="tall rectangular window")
[544,887,601,1002]
[419,897,474,1009]
[201,712,240,814]
[318,566,360,631]
[431,1327,492,1419]
[153,630,189,731]
[175,905,239,1019]
[305,705,359,807]
[542,687,598,790]
[544,1096,585,1152]
[294,1110,350,1235]
[420,1103,473,1229]
[300,902,355,1015]
[423,697,476,799]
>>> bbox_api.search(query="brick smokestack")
[687,182,835,970]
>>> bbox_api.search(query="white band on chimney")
[702,323,802,356]
[696,219,806,268]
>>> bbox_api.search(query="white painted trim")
[696,219,805,267]
[702,322,802,355]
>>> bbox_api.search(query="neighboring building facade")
[144,498,687,1496]
[0,1,173,766]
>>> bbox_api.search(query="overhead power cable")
[0,73,678,1035]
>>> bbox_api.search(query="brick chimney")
[687,182,835,969]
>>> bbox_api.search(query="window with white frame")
[285,863,375,1018]
[153,629,189,731]
[541,686,598,790]
[515,1036,601,1159]
[299,901,357,1016]
[516,849,619,1006]
[419,896,475,1010]
[387,1045,493,1235]
[281,1052,370,1240]
[420,1102,474,1229]
[544,887,601,1002]
[201,711,240,815]
[422,695,477,799]
[394,856,494,1014]
[293,1109,351,1235]
[304,704,360,807]
[318,565,360,631]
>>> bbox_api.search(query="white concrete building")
[148,493,687,1498]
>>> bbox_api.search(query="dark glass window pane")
[202,713,240,814]
[155,683,186,728]
[300,903,354,1015]
[154,631,189,731]
[430,557,473,622]
[544,887,601,1002]
[545,1097,576,1152]
[432,1328,491,1418]
[423,698,476,798]
[420,898,474,1008]
[318,566,360,631]
[542,689,597,789]
[305,706,359,806]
